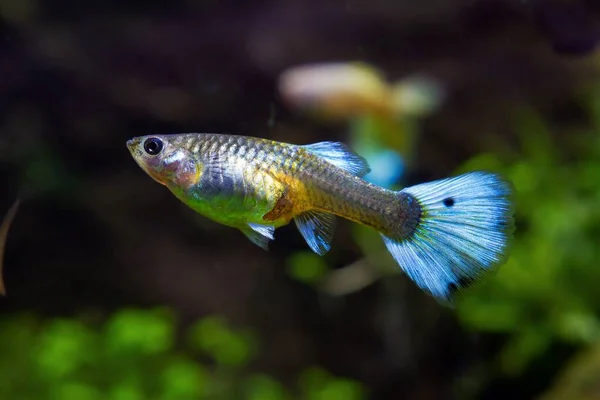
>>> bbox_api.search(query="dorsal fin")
[302,141,371,177]
[294,210,337,255]
[241,223,275,250]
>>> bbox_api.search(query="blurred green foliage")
[540,338,600,400]
[286,251,329,285]
[455,96,600,377]
[4,68,600,399]
[284,84,600,395]
[0,309,367,400]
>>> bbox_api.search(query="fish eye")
[143,137,163,155]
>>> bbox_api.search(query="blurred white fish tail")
[381,171,514,305]
[390,75,445,118]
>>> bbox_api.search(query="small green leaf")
[51,382,101,400]
[188,316,257,366]
[310,379,366,400]
[298,367,330,393]
[35,319,96,379]
[104,308,174,356]
[245,374,287,400]
[160,357,208,399]
[108,379,144,400]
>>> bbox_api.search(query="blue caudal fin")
[380,171,514,305]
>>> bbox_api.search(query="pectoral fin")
[262,189,294,222]
[294,210,337,255]
[241,223,275,250]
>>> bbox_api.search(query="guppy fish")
[127,133,514,303]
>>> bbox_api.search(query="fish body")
[127,133,514,304]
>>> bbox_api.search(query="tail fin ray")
[381,171,514,304]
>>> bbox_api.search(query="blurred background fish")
[279,61,445,190]
[278,62,444,121]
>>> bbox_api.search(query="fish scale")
[127,133,514,305]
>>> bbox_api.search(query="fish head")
[127,135,202,189]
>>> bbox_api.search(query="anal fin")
[294,210,337,255]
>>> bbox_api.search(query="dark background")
[1,0,600,399]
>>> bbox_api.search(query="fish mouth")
[125,137,149,173]
[126,137,140,153]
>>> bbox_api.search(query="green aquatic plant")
[456,99,600,376]
[284,85,600,393]
[0,308,367,400]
